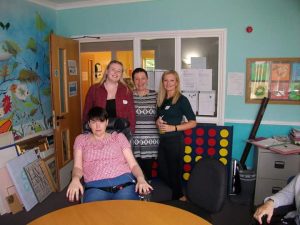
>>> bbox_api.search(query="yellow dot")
[219,148,228,157]
[195,155,202,162]
[219,158,227,165]
[183,173,190,180]
[220,139,228,147]
[185,146,192,154]
[220,129,229,138]
[183,155,192,163]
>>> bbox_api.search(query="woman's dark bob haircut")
[131,67,148,80]
[87,107,109,122]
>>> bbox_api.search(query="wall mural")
[0,11,53,140]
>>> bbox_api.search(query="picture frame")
[24,159,52,202]
[44,155,58,189]
[246,58,300,104]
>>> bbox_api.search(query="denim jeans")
[83,173,139,203]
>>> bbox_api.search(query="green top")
[157,94,196,136]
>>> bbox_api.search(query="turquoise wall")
[0,0,56,140]
[4,0,297,167]
[55,0,300,168]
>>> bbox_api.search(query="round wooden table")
[28,200,211,225]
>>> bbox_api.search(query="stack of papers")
[269,143,300,155]
[250,138,285,148]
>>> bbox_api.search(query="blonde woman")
[156,70,196,200]
[83,60,136,134]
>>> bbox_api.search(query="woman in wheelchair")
[253,173,300,225]
[66,107,153,203]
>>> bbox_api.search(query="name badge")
[123,100,128,104]
[165,105,170,110]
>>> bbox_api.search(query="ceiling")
[28,0,149,10]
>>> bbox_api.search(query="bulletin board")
[246,58,300,104]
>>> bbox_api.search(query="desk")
[28,200,211,225]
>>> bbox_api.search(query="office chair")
[163,158,228,222]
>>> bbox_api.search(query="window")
[79,29,227,125]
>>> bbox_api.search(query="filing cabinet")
[253,147,300,205]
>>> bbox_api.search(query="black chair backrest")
[187,158,227,213]
[83,117,131,140]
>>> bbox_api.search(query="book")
[291,128,300,138]
[269,143,300,155]
[250,138,285,148]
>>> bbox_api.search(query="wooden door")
[49,33,82,191]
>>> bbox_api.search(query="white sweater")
[265,173,300,225]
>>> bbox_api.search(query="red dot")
[208,138,216,147]
[152,161,158,169]
[183,164,192,172]
[151,170,158,177]
[184,129,193,136]
[196,128,204,136]
[208,128,217,137]
[208,148,216,156]
[196,137,204,146]
[195,147,204,155]
[184,137,192,145]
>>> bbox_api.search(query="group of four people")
[66,60,300,225]
[67,60,196,203]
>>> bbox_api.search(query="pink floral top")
[74,132,132,182]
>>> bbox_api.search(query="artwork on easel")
[246,58,300,104]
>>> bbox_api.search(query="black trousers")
[136,158,155,181]
[157,133,184,200]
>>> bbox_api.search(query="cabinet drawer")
[254,178,286,205]
[257,152,300,179]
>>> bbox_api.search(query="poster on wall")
[246,58,300,104]
[181,69,213,91]
[67,60,78,75]
[69,81,78,97]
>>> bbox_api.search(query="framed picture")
[44,155,58,189]
[24,159,52,202]
[246,58,300,104]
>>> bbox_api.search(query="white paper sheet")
[181,69,212,91]
[191,57,206,69]
[182,91,198,114]
[67,60,77,75]
[198,91,215,116]
[227,72,245,96]
[198,69,213,91]
[181,69,198,91]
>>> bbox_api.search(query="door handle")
[56,115,65,120]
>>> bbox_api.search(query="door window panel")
[181,37,219,117]
[59,48,67,113]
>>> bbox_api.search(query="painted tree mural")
[0,12,53,139]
